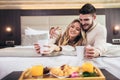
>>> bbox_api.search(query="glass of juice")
[31,65,44,78]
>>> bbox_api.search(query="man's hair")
[79,3,96,14]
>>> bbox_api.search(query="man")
[79,3,107,59]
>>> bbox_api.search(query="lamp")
[6,26,12,32]
[5,26,13,36]
[113,25,120,35]
[5,26,14,47]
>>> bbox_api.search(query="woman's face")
[68,22,81,39]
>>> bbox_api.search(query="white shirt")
[85,22,107,55]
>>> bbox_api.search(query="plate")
[41,52,62,57]
[50,72,69,79]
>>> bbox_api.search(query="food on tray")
[81,62,99,77]
[50,62,99,78]
[50,64,81,77]
[82,71,98,77]
[20,62,101,79]
[70,72,80,78]
[22,65,49,79]
[23,69,32,79]
[43,67,50,74]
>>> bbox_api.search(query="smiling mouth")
[70,31,76,34]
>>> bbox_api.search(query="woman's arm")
[49,27,62,39]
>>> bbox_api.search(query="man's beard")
[81,21,93,32]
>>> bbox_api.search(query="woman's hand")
[49,27,61,39]
[34,43,61,54]
[34,43,40,54]
[41,45,61,54]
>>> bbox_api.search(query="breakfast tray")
[19,67,105,80]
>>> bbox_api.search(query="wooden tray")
[19,67,105,80]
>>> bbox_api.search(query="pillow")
[21,33,48,46]
[25,27,49,35]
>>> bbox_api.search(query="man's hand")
[84,45,100,59]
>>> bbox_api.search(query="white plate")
[50,72,69,79]
[41,52,62,57]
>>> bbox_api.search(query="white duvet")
[1,43,120,57]
[103,43,120,57]
[0,45,120,79]
[0,46,40,57]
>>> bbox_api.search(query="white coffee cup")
[37,40,50,53]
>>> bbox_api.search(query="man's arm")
[85,24,107,58]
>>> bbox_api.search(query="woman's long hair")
[55,19,84,47]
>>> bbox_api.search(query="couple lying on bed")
[34,3,107,59]
[34,18,107,59]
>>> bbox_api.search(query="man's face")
[79,14,96,32]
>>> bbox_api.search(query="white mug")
[37,40,49,53]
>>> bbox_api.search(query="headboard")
[21,15,106,46]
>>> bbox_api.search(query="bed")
[0,15,120,79]
[0,45,120,79]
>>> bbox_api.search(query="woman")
[55,19,83,46]
[35,19,85,54]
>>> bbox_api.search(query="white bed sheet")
[0,45,120,79]
[101,57,120,79]
[103,44,120,57]
[0,56,120,79]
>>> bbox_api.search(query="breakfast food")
[20,62,101,80]
[81,62,99,77]
[22,65,49,79]
[50,64,81,77]
[43,67,50,74]
[23,69,32,79]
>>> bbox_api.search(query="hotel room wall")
[105,8,120,44]
[21,16,79,35]
[0,9,120,46]
[21,15,105,35]
[0,10,21,46]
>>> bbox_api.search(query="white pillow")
[25,27,49,35]
[21,34,48,46]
